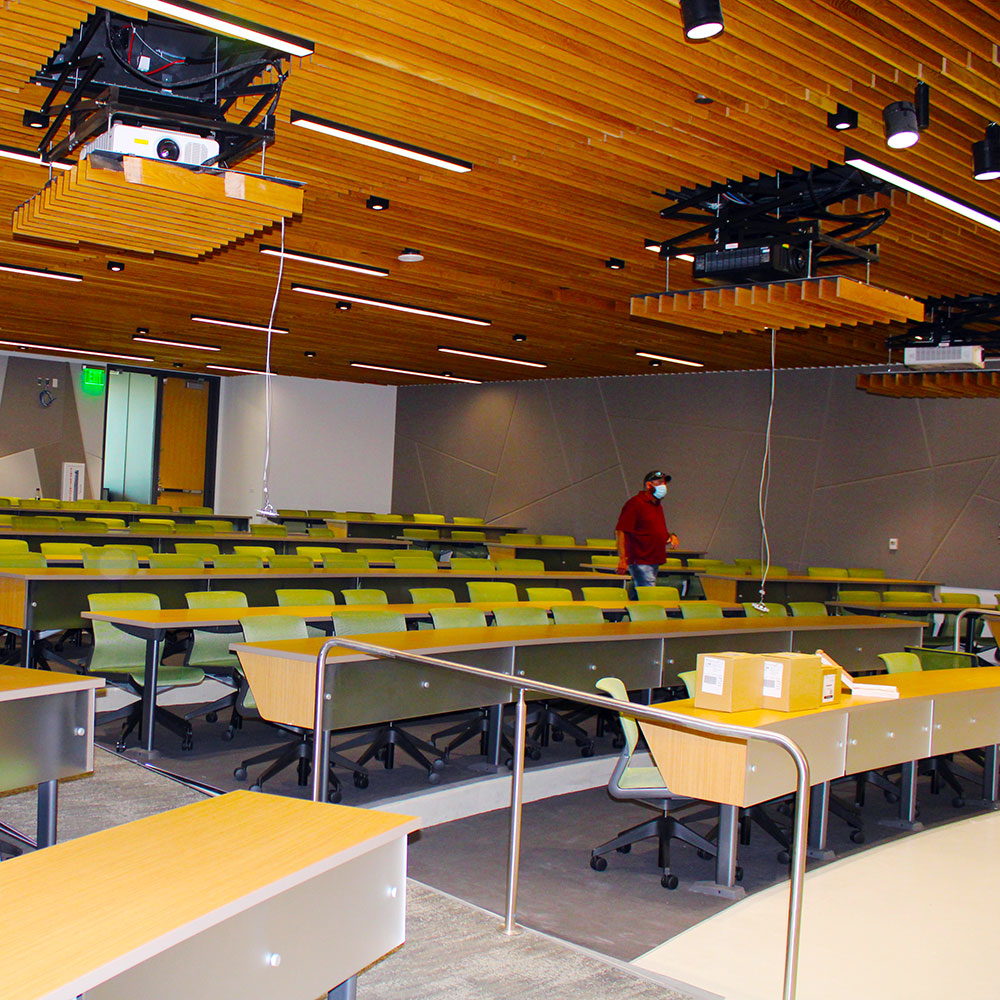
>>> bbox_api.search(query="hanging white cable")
[753,328,776,611]
[256,216,285,519]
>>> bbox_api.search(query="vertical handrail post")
[311,639,335,803]
[504,689,527,934]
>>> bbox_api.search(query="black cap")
[643,469,672,485]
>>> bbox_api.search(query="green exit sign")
[81,366,106,395]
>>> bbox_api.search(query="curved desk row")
[700,572,938,605]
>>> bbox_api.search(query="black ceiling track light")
[827,102,858,131]
[883,82,929,150]
[973,123,1000,181]
[680,0,724,40]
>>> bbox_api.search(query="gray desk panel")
[788,624,923,673]
[512,636,662,691]
[845,698,932,772]
[930,688,1000,757]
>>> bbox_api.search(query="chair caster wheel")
[590,855,607,872]
[181,734,193,751]
[661,874,679,890]
[329,787,343,803]
[115,741,127,752]
[353,772,369,789]
[736,866,743,882]
[427,770,441,784]
[527,747,541,761]
[205,712,218,724]
[504,757,513,770]
[580,743,595,758]
[616,844,631,854]
[432,758,445,770]
[777,850,791,865]
[551,730,564,742]
[884,790,899,804]
[233,766,247,781]
[221,729,234,741]
[697,849,712,860]
[850,830,865,844]
[249,783,262,792]
[952,796,965,808]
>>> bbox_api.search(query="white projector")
[82,124,219,167]
[903,345,985,370]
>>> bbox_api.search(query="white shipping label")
[822,672,836,703]
[762,659,784,696]
[700,656,726,695]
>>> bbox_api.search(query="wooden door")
[157,377,210,511]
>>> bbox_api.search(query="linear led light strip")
[0,339,152,362]
[845,147,1000,233]
[259,245,388,277]
[124,0,314,57]
[292,284,491,326]
[290,111,473,173]
[133,335,220,352]
[635,351,703,368]
[191,315,288,335]
[0,263,82,282]
[206,364,267,375]
[351,363,481,384]
[438,347,546,368]
[0,145,73,170]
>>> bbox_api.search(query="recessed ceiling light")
[635,351,704,368]
[0,263,82,282]
[259,245,388,277]
[304,350,316,358]
[644,239,662,253]
[694,94,714,105]
[675,253,696,263]
[398,248,424,262]
[0,339,152,362]
[292,284,491,325]
[438,347,547,368]
[124,0,314,56]
[191,315,288,334]
[605,257,625,270]
[133,335,221,352]
[512,333,527,342]
[107,261,125,272]
[350,363,481,384]
[336,301,352,311]
[827,103,858,131]
[366,196,389,211]
[290,110,473,172]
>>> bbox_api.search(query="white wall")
[214,374,397,517]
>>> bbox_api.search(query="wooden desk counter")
[700,573,938,604]
[0,791,418,1000]
[326,517,523,540]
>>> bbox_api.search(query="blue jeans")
[627,563,658,597]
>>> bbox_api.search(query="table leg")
[807,782,836,860]
[36,778,58,848]
[966,744,1000,811]
[691,804,745,900]
[328,975,357,999]
[140,634,163,754]
[879,760,923,831]
[485,703,502,767]
[20,628,35,670]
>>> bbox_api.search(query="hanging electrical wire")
[256,216,285,520]
[753,328,776,611]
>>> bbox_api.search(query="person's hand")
[617,556,629,575]
[667,533,679,550]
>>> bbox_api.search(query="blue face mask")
[652,484,667,499]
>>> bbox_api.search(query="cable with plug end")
[752,328,776,613]
[256,216,285,520]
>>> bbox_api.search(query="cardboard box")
[760,652,825,712]
[820,660,842,705]
[694,652,764,712]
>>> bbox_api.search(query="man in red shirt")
[615,470,679,594]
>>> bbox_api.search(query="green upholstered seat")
[412,513,446,523]
[276,588,336,606]
[173,523,215,534]
[267,555,314,569]
[452,516,485,525]
[581,586,628,601]
[409,587,456,604]
[0,539,30,554]
[430,607,488,629]
[83,547,139,569]
[837,590,882,603]
[847,568,886,578]
[148,553,205,568]
[807,567,848,577]
[677,670,696,697]
[467,581,518,603]
[877,651,921,674]
[392,553,438,569]
[882,591,933,602]
[306,526,335,537]
[679,602,724,619]
[625,603,667,622]
[635,585,681,602]
[788,602,829,616]
[539,534,576,546]
[331,609,407,635]
[185,590,249,668]
[174,543,220,557]
[450,557,494,572]
[195,520,233,531]
[233,546,276,561]
[495,558,545,572]
[296,546,342,562]
[179,506,213,515]
[0,553,46,567]
[551,604,605,625]
[525,587,573,602]
[586,538,616,547]
[402,528,439,540]
[322,552,369,569]
[450,531,486,541]
[591,555,620,568]
[250,524,287,536]
[492,606,549,627]
[84,517,127,529]
[213,554,264,568]
[341,589,388,605]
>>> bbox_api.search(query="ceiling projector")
[82,124,219,167]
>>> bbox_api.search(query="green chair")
[267,555,314,570]
[450,557,494,572]
[251,524,288,537]
[450,531,486,541]
[905,646,980,670]
[591,555,620,569]
[233,545,276,561]
[306,526,335,538]
[85,517,127,529]
[137,518,175,527]
[836,590,882,612]
[788,602,829,617]
[933,594,983,647]
[590,676,715,889]
[179,506,213,515]
[467,581,518,603]
[322,552,369,569]
[626,603,667,622]
[392,553,439,569]
[635,585,681,602]
[195,520,233,532]
[430,607,488,629]
[452,516,485,525]
[173,523,215,534]
[877,651,921,674]
[0,514,12,525]
[174,543,220,558]
[492,606,550,627]
[581,586,628,602]
[67,520,105,533]
[307,510,338,520]
[525,587,573,602]
[183,590,246,728]
[130,522,173,535]
[680,602,724,619]
[234,614,367,801]
[677,670,696,697]
[847,568,886,578]
[329,609,442,780]
[742,602,788,617]
[148,553,205,569]
[276,509,308,518]
[41,541,96,561]
[539,534,576,546]
[586,538,616,547]
[356,549,394,562]
[0,553,46,567]
[687,558,724,569]
[807,567,848,577]
[0,540,29,555]
[882,591,933,602]
[940,592,981,604]
[409,587,456,604]
[552,604,605,625]
[412,513,446,523]
[13,516,61,529]
[83,547,139,570]
[213,554,264,568]
[87,592,204,750]
[401,528,439,540]
[500,533,539,545]
[341,589,388,605]
[276,588,336,637]
[495,558,545,572]
[296,546,342,562]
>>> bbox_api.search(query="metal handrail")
[310,636,811,1000]
[953,608,1000,651]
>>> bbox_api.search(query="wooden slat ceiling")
[0,0,998,385]
[858,370,1000,397]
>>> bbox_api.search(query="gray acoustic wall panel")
[392,368,1000,588]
